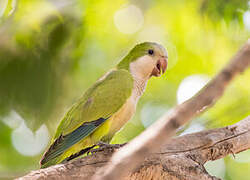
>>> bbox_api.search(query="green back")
[54,69,133,139]
[40,69,133,167]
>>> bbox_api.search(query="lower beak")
[151,57,168,77]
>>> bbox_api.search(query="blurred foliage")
[200,0,249,23]
[0,0,249,179]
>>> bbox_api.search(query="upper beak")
[151,57,168,77]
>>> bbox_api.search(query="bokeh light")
[177,75,210,104]
[1,110,23,129]
[205,159,226,179]
[114,4,144,34]
[140,103,167,128]
[137,25,166,43]
[137,26,178,69]
[179,123,205,136]
[230,149,250,163]
[243,11,250,30]
[11,122,50,156]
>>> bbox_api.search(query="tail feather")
[40,155,62,169]
[40,117,108,168]
[40,145,96,168]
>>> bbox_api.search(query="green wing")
[40,117,108,165]
[40,69,133,166]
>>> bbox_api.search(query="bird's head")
[117,42,168,80]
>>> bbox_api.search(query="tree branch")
[93,39,250,180]
[18,116,250,180]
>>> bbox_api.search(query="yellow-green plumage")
[40,42,167,168]
[40,70,133,168]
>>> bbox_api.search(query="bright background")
[0,0,250,179]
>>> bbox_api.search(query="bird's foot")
[97,141,126,148]
[87,142,126,154]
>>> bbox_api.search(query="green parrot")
[40,42,168,168]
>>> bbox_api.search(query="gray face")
[147,43,168,77]
[152,43,168,58]
[129,42,168,79]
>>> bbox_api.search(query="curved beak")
[151,57,168,77]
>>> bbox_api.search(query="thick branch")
[18,116,250,180]
[93,40,250,180]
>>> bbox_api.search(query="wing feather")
[40,69,133,166]
[40,117,108,165]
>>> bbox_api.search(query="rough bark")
[18,116,250,180]
[93,39,250,180]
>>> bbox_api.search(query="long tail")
[40,145,96,168]
[40,155,62,169]
[40,117,108,168]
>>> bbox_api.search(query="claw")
[87,141,126,155]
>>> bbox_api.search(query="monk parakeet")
[40,42,168,168]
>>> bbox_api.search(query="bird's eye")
[148,49,154,55]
